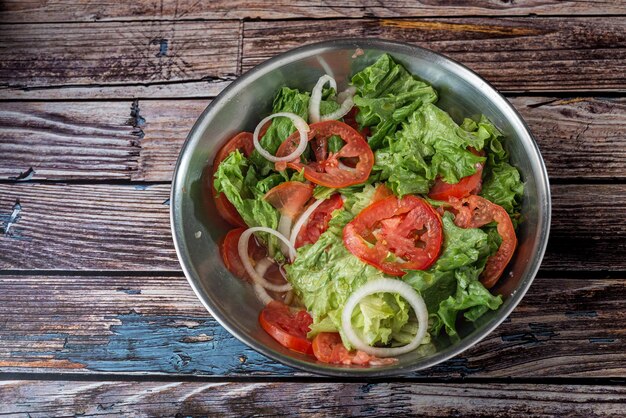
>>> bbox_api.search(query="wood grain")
[0,274,624,377]
[0,184,178,271]
[2,0,625,22]
[2,380,625,417]
[243,17,626,92]
[0,183,624,271]
[1,97,624,181]
[0,21,240,100]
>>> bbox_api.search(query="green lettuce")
[250,86,341,176]
[479,122,525,221]
[375,104,493,197]
[213,150,284,260]
[404,213,503,337]
[351,54,438,149]
[250,87,310,176]
[285,188,420,348]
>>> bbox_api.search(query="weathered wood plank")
[243,17,626,92]
[1,97,624,181]
[0,184,178,271]
[2,17,626,99]
[0,275,624,377]
[2,380,625,417]
[0,183,624,271]
[2,0,625,22]
[0,21,240,100]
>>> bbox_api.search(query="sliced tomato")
[372,183,393,203]
[259,301,314,355]
[219,228,266,281]
[312,333,396,366]
[211,132,255,227]
[449,195,517,288]
[295,193,344,248]
[274,120,374,188]
[428,148,485,201]
[264,181,314,219]
[428,164,484,201]
[343,195,443,276]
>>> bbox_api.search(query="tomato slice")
[449,195,517,288]
[219,228,267,281]
[428,148,485,201]
[428,164,484,201]
[312,333,396,366]
[295,193,344,248]
[343,195,443,276]
[259,301,314,355]
[264,181,314,219]
[274,121,374,188]
[372,183,393,203]
[211,132,255,227]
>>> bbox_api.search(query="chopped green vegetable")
[351,54,438,149]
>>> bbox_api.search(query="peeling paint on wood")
[0,275,623,377]
[0,183,624,271]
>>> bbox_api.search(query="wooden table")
[1,1,625,416]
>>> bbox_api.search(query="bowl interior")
[171,39,550,376]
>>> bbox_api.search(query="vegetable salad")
[211,53,524,365]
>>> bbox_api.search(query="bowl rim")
[170,38,551,377]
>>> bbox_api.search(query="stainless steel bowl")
[170,39,551,377]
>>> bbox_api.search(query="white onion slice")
[253,258,275,305]
[253,112,310,163]
[341,278,428,357]
[309,75,337,123]
[277,214,293,256]
[289,198,326,249]
[321,86,357,122]
[238,227,295,292]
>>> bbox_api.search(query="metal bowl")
[170,39,551,377]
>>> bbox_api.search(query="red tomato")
[219,228,266,281]
[295,193,344,248]
[259,301,314,355]
[264,181,314,219]
[343,195,443,276]
[274,121,374,188]
[211,132,255,227]
[372,184,393,203]
[449,195,517,288]
[428,164,484,201]
[428,148,485,202]
[312,333,396,366]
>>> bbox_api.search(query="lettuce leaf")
[375,104,491,197]
[213,150,284,260]
[403,213,502,337]
[351,54,438,149]
[285,188,419,349]
[250,87,310,176]
[479,123,525,221]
